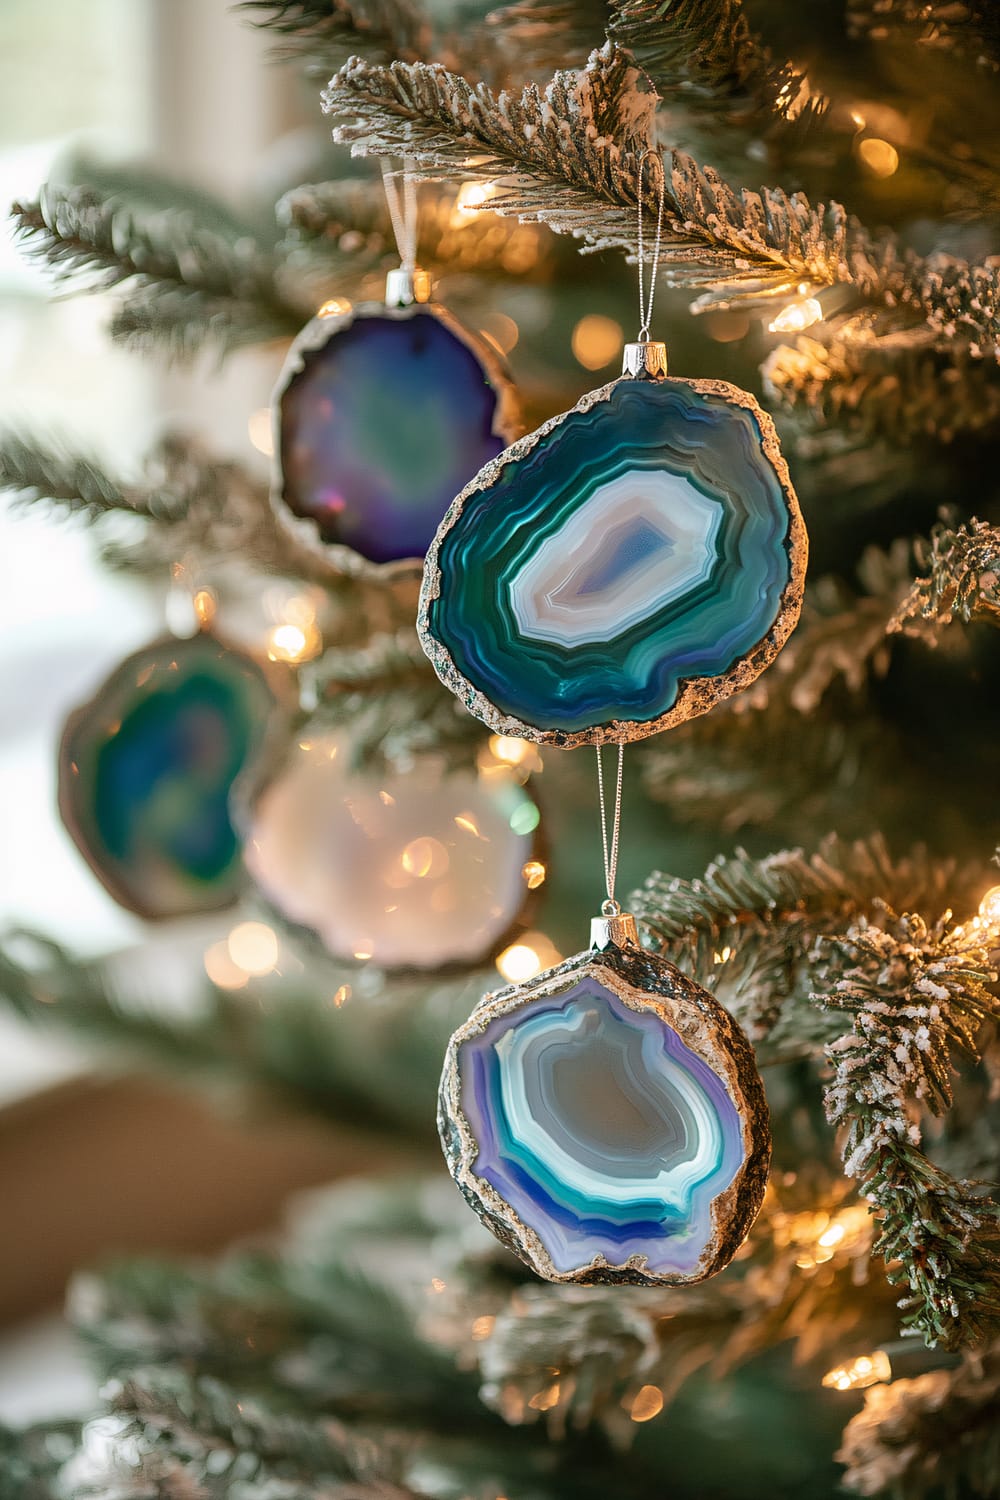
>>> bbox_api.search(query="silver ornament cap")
[385,265,433,307]
[621,339,668,379]
[590,904,640,951]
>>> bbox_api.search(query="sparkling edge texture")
[270,298,522,582]
[417,373,808,747]
[438,941,771,1286]
[57,631,290,922]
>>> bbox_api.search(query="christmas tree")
[3,1,1000,1495]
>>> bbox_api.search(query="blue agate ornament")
[439,912,770,1285]
[58,633,280,919]
[418,349,807,745]
[273,273,520,578]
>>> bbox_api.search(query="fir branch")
[764,320,1000,440]
[12,185,302,358]
[280,176,555,283]
[838,1351,1000,1500]
[632,837,966,1043]
[0,1419,79,1500]
[313,630,482,768]
[102,1367,416,1498]
[606,0,815,127]
[816,912,1000,1348]
[890,519,1000,642]
[0,928,468,1137]
[238,0,430,68]
[323,49,903,303]
[324,50,1000,338]
[0,432,153,521]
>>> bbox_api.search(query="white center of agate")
[508,470,723,647]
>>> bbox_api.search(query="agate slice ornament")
[419,352,807,745]
[272,269,520,577]
[240,729,543,972]
[59,633,280,919]
[439,911,770,1285]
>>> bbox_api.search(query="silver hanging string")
[595,739,626,916]
[381,157,418,272]
[635,149,666,342]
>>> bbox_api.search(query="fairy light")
[471,1315,495,1341]
[193,588,216,628]
[496,931,562,983]
[791,1203,871,1269]
[451,180,497,224]
[858,137,900,177]
[628,1385,664,1422]
[204,940,249,990]
[769,295,824,334]
[266,594,322,663]
[317,297,351,318]
[400,836,450,879]
[247,408,274,457]
[522,859,547,890]
[571,314,624,371]
[226,922,279,977]
[497,942,543,983]
[479,735,544,783]
[977,885,1000,929]
[822,1350,892,1392]
[528,1380,561,1412]
[332,984,351,1008]
[490,736,532,765]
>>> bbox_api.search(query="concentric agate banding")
[58,632,283,921]
[439,942,770,1286]
[418,374,807,746]
[271,299,521,581]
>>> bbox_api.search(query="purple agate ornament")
[272,274,520,578]
[439,914,769,1286]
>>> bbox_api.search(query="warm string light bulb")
[769,286,824,335]
[978,885,1000,930]
[822,1350,892,1392]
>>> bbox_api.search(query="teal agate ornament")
[439,910,770,1285]
[418,341,807,746]
[58,633,280,919]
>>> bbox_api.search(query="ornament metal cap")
[621,339,668,379]
[385,266,433,307]
[590,905,640,951]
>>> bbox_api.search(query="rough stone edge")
[416,373,808,747]
[270,298,523,583]
[438,943,771,1287]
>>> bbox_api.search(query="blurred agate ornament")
[419,353,807,746]
[272,271,520,578]
[241,731,543,971]
[59,633,280,919]
[439,912,769,1285]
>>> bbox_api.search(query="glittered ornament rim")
[438,941,771,1286]
[417,373,808,748]
[58,631,288,922]
[271,298,522,583]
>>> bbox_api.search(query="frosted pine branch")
[239,0,430,68]
[816,912,1000,1347]
[13,186,304,358]
[838,1349,1000,1500]
[632,836,962,1042]
[324,48,1000,344]
[607,0,819,128]
[763,322,1000,441]
[890,520,1000,640]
